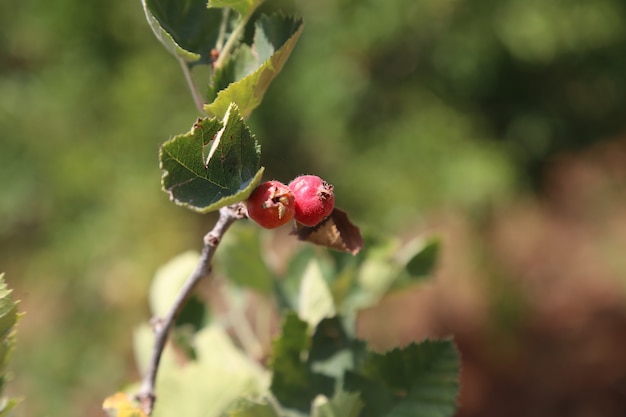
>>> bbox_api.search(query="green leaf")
[309,317,365,381]
[312,391,363,417]
[208,0,263,18]
[215,223,275,293]
[152,325,270,417]
[149,251,200,318]
[298,260,336,328]
[0,273,18,377]
[142,0,225,64]
[205,15,303,118]
[270,313,334,411]
[0,397,21,417]
[0,275,18,341]
[343,372,394,417]
[224,398,278,417]
[0,274,20,414]
[400,237,440,279]
[160,103,264,212]
[345,340,460,417]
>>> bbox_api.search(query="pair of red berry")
[246,175,335,229]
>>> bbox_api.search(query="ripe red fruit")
[246,181,295,229]
[288,175,335,226]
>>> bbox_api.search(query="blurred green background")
[2,0,626,416]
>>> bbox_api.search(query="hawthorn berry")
[288,175,335,226]
[246,181,295,229]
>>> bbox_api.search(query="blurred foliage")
[1,0,625,416]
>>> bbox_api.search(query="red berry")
[246,181,295,229]
[288,175,335,226]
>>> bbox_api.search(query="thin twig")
[215,8,231,52]
[212,8,255,70]
[177,56,206,114]
[135,203,247,416]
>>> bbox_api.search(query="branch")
[135,203,247,416]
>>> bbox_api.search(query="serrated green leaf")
[345,340,460,417]
[216,223,274,293]
[0,275,18,341]
[0,274,18,376]
[205,16,303,118]
[160,103,264,212]
[312,391,363,417]
[270,313,334,411]
[208,0,263,18]
[142,0,225,64]
[0,274,20,415]
[298,260,336,328]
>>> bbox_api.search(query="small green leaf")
[205,16,303,118]
[142,0,225,64]
[208,0,263,17]
[0,397,21,417]
[216,223,275,294]
[270,313,334,411]
[298,260,336,328]
[160,103,264,212]
[400,237,440,279]
[345,340,460,417]
[149,251,200,318]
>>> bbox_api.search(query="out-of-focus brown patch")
[357,136,626,417]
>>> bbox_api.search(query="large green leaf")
[269,313,334,411]
[139,325,270,417]
[204,15,303,118]
[160,103,264,212]
[308,317,365,383]
[345,340,460,417]
[142,0,226,64]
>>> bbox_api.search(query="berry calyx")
[246,181,295,229]
[288,175,335,226]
